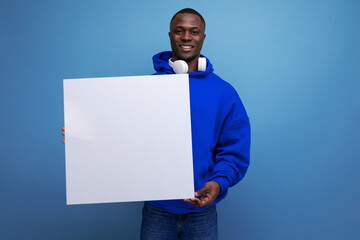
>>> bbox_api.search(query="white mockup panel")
[63,74,194,205]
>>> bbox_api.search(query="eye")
[175,29,183,34]
[191,31,199,35]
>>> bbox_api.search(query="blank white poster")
[63,74,194,205]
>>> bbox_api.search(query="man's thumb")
[195,185,209,197]
[194,189,203,197]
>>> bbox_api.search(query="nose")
[181,30,192,42]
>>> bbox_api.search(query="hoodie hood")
[152,51,214,77]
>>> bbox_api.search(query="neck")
[186,57,199,73]
[172,54,200,73]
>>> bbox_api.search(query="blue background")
[1,0,359,239]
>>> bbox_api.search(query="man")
[62,8,250,240]
[140,8,250,240]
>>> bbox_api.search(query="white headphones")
[168,57,207,74]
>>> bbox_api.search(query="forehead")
[170,13,204,29]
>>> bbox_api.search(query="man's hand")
[62,127,65,144]
[184,181,221,208]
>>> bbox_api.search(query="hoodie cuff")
[211,177,231,195]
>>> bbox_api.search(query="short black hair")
[170,8,206,31]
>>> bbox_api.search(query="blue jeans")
[140,202,218,240]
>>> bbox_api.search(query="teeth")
[181,45,192,49]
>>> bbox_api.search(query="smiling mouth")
[180,45,194,51]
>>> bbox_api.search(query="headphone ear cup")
[198,57,207,72]
[169,59,188,74]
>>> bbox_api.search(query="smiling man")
[169,10,206,72]
[140,8,251,240]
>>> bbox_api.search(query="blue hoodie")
[148,51,250,214]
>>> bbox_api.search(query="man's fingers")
[184,195,213,208]
[186,181,221,207]
[184,198,201,207]
[186,198,201,204]
[62,126,65,144]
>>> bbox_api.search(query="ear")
[168,32,171,38]
[200,33,206,45]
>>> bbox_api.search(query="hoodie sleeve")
[210,85,251,194]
